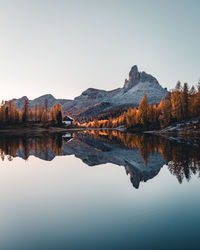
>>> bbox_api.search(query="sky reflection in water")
[0,131,199,250]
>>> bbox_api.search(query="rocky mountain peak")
[33,94,55,102]
[129,65,139,80]
[9,64,167,122]
[124,65,140,89]
[124,65,159,90]
[75,88,108,101]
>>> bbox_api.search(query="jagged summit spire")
[124,65,140,89]
[129,65,139,74]
[124,65,159,90]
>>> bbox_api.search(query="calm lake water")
[0,130,200,250]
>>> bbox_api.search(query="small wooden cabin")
[62,116,74,125]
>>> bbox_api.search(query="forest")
[0,98,63,128]
[1,81,200,131]
[84,81,200,130]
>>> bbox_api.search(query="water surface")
[0,131,200,250]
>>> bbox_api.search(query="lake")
[0,130,200,250]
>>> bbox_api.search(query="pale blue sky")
[0,0,199,100]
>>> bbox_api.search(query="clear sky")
[0,0,199,100]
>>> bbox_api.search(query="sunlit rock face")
[9,65,167,122]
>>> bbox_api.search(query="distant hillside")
[11,94,71,110]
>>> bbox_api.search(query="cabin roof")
[63,115,74,121]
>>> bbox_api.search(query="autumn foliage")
[0,98,63,127]
[84,82,200,129]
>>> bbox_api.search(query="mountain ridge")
[8,65,168,122]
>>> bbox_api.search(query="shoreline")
[0,120,199,146]
[0,125,87,135]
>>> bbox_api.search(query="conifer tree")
[182,83,189,120]
[56,110,62,125]
[138,95,149,126]
[44,99,48,112]
[33,103,38,122]
[22,98,29,123]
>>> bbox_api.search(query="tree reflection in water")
[0,130,199,185]
[83,130,200,184]
[0,134,63,161]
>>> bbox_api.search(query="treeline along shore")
[1,81,200,139]
[82,81,200,139]
[0,98,69,133]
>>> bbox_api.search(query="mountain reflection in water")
[0,130,199,188]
